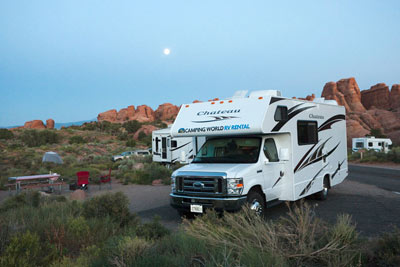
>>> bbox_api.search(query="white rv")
[152,126,205,165]
[169,90,348,216]
[352,137,392,153]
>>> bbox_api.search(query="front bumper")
[170,193,247,212]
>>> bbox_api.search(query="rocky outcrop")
[97,109,118,122]
[361,83,390,110]
[97,103,179,123]
[390,84,400,109]
[133,125,158,140]
[46,119,55,129]
[322,78,400,146]
[155,103,180,121]
[24,120,46,129]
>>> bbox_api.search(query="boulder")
[155,103,179,121]
[361,83,390,110]
[24,120,46,129]
[132,105,155,122]
[117,105,136,122]
[133,124,158,140]
[97,109,118,122]
[46,119,55,129]
[390,84,400,109]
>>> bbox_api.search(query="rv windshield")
[192,137,261,164]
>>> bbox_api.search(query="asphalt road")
[137,164,400,237]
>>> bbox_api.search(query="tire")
[315,177,329,200]
[246,190,266,217]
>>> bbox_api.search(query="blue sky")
[1,0,399,126]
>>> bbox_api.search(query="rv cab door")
[261,138,285,201]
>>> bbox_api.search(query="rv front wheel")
[247,191,265,217]
[315,177,329,200]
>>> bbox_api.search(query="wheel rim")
[250,199,263,216]
[322,186,328,197]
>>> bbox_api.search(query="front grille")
[176,176,224,194]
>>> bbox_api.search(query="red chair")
[76,171,90,190]
[99,168,112,190]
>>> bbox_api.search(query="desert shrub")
[107,236,152,266]
[386,147,400,163]
[348,152,361,161]
[126,139,136,147]
[0,191,41,213]
[185,202,360,266]
[136,216,170,240]
[123,120,142,134]
[19,130,60,147]
[117,132,129,141]
[0,129,14,140]
[68,135,86,144]
[0,231,57,267]
[82,192,135,226]
[367,227,400,267]
[367,128,386,138]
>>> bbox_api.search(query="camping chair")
[99,168,112,190]
[76,171,90,191]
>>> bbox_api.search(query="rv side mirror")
[264,158,269,165]
[180,151,186,162]
[279,148,290,161]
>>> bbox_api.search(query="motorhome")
[169,90,348,216]
[352,137,392,153]
[152,126,205,165]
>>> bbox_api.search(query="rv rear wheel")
[247,191,265,217]
[315,177,329,200]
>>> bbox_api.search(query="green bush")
[123,120,142,134]
[82,192,136,226]
[106,236,152,266]
[0,231,57,267]
[0,191,41,213]
[126,139,136,147]
[0,129,14,140]
[368,227,400,266]
[19,130,60,147]
[137,216,170,240]
[68,135,86,144]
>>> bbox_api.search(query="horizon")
[1,0,399,126]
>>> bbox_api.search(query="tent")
[42,151,63,164]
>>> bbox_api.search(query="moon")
[163,48,171,55]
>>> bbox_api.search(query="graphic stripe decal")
[272,105,316,132]
[192,116,239,123]
[293,142,319,173]
[332,159,346,179]
[295,141,340,173]
[299,164,328,197]
[318,114,346,132]
[170,142,191,152]
[269,97,284,104]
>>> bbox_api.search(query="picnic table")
[7,173,65,193]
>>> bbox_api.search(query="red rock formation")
[132,105,155,122]
[116,105,135,122]
[155,103,179,121]
[361,83,390,110]
[97,109,118,122]
[46,119,55,129]
[133,125,158,140]
[390,84,400,109]
[322,77,400,146]
[24,120,46,129]
[298,94,316,101]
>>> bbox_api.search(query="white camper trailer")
[352,137,392,153]
[169,90,348,216]
[152,126,205,165]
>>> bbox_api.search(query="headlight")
[227,178,244,195]
[171,176,176,192]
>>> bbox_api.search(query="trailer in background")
[352,137,392,153]
[152,126,205,165]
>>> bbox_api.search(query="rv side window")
[368,142,373,147]
[274,106,288,122]
[355,142,364,148]
[297,121,318,145]
[171,140,177,148]
[263,138,279,162]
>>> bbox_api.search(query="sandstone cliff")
[321,78,400,146]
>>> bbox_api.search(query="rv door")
[162,137,167,159]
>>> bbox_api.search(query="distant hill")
[2,119,97,129]
[54,119,97,129]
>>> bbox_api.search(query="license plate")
[190,204,203,213]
